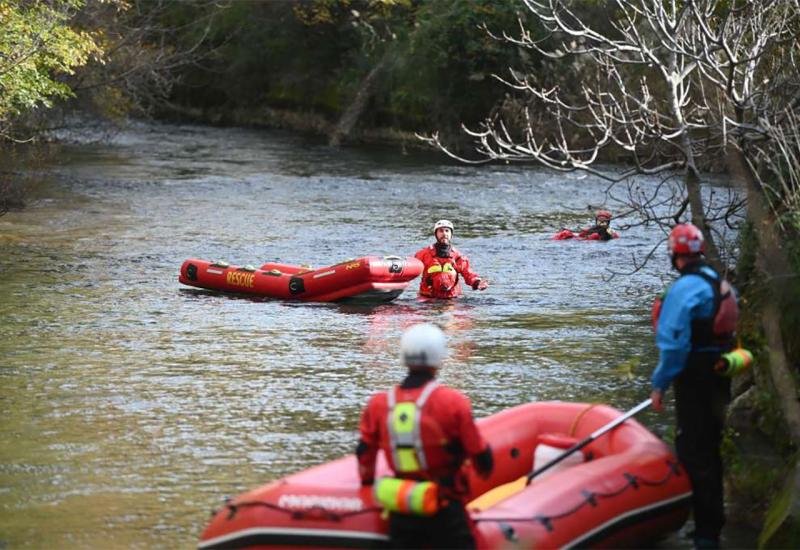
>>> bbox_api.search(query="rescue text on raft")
[178,256,424,303]
[199,401,691,549]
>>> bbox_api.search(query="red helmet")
[668,223,705,256]
[595,210,612,222]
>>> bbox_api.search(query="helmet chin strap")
[434,241,451,258]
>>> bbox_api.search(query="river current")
[0,123,747,548]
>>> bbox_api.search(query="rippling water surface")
[0,123,744,548]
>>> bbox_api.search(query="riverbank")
[155,101,427,150]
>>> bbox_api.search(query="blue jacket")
[651,265,721,393]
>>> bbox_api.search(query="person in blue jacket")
[650,223,739,550]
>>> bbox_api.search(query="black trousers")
[673,351,731,541]
[388,500,475,549]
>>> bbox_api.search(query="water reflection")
[339,301,478,367]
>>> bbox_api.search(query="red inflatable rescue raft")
[199,401,691,549]
[179,256,423,302]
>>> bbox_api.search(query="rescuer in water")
[356,323,494,548]
[415,220,488,299]
[650,223,739,550]
[578,210,620,240]
[553,209,620,241]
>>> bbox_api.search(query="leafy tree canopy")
[0,0,100,136]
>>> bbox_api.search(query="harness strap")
[681,264,735,347]
[387,381,440,472]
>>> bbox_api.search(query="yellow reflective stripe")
[396,448,420,472]
[387,382,439,475]
[374,478,397,508]
[427,263,455,274]
[392,402,419,472]
[392,402,416,434]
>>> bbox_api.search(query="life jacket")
[579,225,616,241]
[426,260,459,296]
[386,381,444,475]
[651,263,738,347]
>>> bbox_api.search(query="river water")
[0,123,747,548]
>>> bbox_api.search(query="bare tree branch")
[420,0,798,276]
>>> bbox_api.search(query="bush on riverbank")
[726,217,800,547]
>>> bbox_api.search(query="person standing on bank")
[415,220,489,299]
[356,323,494,549]
[650,223,739,550]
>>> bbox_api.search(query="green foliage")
[161,0,541,134]
[757,455,800,549]
[379,0,534,132]
[726,450,782,518]
[0,0,100,134]
[167,1,367,116]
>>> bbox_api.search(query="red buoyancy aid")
[415,245,480,299]
[709,277,738,337]
[651,266,739,346]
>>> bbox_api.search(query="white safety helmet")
[433,219,454,235]
[400,323,447,369]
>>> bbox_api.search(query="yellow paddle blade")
[467,476,527,512]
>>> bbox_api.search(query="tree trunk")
[329,56,388,147]
[684,164,724,273]
[728,148,800,448]
[664,49,724,271]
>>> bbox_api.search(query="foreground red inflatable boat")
[179,256,423,302]
[199,402,691,549]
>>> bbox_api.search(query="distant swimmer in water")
[553,210,620,241]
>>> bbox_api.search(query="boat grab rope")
[473,459,685,532]
[222,498,383,522]
[222,460,683,530]
[568,403,601,437]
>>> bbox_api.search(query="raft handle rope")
[223,499,382,522]
[221,462,684,530]
[568,402,601,437]
[475,459,686,530]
